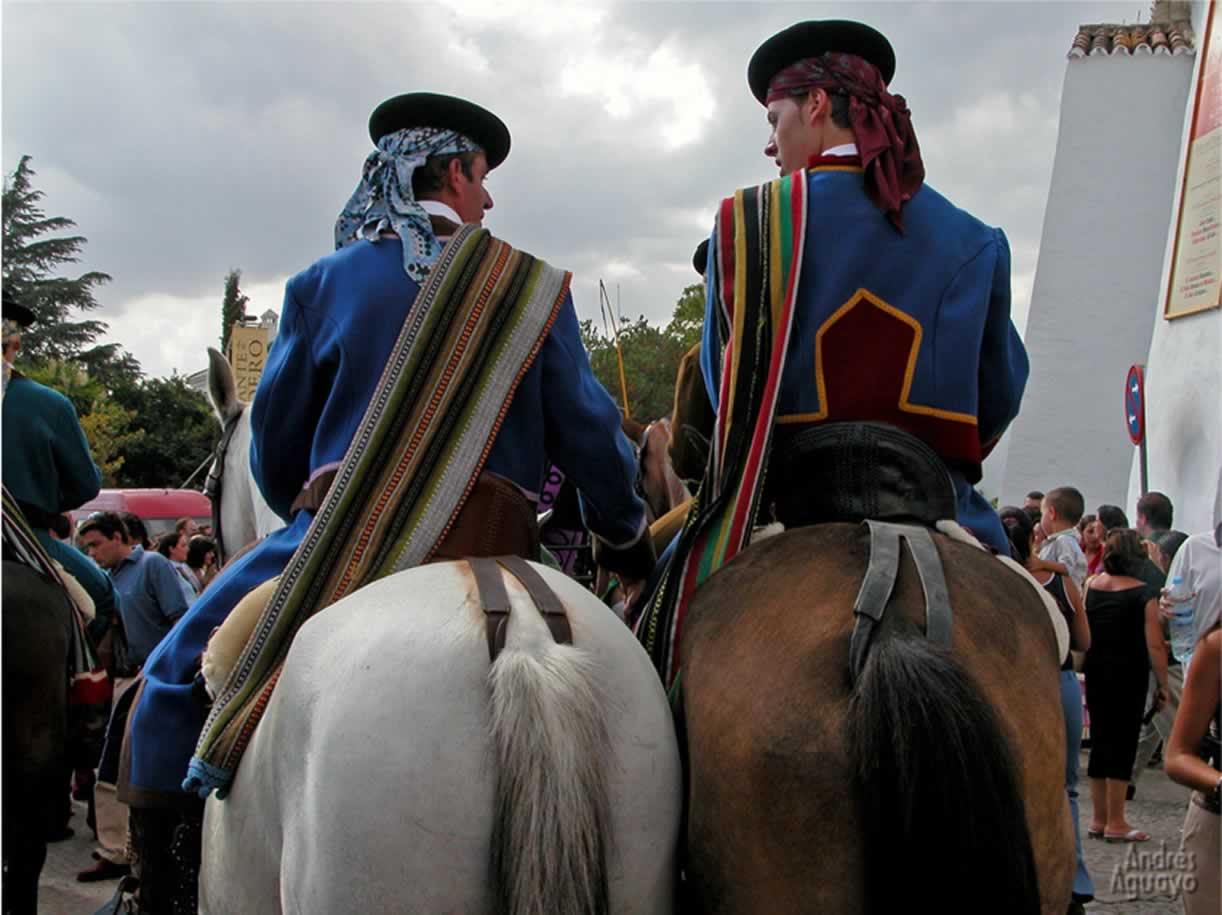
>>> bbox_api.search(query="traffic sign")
[1125,364,1145,446]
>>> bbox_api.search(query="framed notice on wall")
[1166,1,1221,319]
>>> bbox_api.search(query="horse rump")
[847,619,1041,914]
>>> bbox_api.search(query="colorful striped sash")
[188,225,569,796]
[634,173,808,691]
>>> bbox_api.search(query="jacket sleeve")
[700,230,723,412]
[976,229,1029,457]
[51,394,102,512]
[541,292,653,579]
[249,281,324,521]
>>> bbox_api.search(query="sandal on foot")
[1086,826,1105,839]
[1104,829,1151,843]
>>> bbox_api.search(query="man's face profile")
[452,152,493,225]
[764,95,818,176]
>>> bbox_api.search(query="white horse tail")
[487,607,612,915]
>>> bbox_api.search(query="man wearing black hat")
[1,295,121,638]
[634,21,1029,689]
[703,19,1028,553]
[122,93,651,911]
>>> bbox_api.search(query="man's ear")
[445,157,467,192]
[805,89,827,127]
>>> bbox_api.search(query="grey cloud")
[3,1,1140,374]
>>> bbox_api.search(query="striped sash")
[634,173,808,691]
[188,225,570,796]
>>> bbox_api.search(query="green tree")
[21,358,104,417]
[580,316,687,423]
[2,156,115,364]
[113,375,216,488]
[79,395,145,486]
[664,283,705,352]
[220,268,249,354]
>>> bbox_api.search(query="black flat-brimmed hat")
[368,93,511,169]
[748,20,896,104]
[2,292,35,327]
[692,239,710,276]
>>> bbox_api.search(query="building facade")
[1002,3,1199,515]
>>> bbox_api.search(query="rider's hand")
[620,577,647,611]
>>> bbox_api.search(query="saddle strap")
[469,557,573,663]
[848,521,952,682]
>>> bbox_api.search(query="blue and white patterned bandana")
[334,126,483,283]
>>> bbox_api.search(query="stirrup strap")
[470,557,573,663]
[848,521,952,682]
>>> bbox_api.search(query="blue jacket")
[701,157,1028,550]
[251,237,647,547]
[2,374,102,517]
[2,372,120,623]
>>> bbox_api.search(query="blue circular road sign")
[1125,364,1145,445]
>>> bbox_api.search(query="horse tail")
[487,617,612,915]
[846,625,1041,914]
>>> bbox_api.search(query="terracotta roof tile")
[1068,21,1195,59]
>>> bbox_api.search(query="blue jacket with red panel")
[700,155,1028,552]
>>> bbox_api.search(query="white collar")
[418,199,464,226]
[822,143,859,158]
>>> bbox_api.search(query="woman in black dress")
[1084,528,1168,842]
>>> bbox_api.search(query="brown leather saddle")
[468,556,573,663]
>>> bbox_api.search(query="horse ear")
[207,347,242,423]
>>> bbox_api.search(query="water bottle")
[1166,575,1196,668]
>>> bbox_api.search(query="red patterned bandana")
[767,52,924,232]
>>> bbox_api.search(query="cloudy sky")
[3,0,1143,379]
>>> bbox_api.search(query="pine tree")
[2,155,114,364]
[220,269,249,354]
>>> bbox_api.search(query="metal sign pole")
[1139,437,1149,497]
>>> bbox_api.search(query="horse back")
[679,525,1066,914]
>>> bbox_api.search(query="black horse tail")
[846,623,1041,915]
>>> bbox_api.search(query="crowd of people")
[1002,487,1220,915]
[40,512,219,883]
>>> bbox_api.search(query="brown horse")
[2,561,72,914]
[668,343,715,486]
[621,415,690,525]
[679,524,1073,914]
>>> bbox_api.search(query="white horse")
[205,347,283,558]
[196,379,682,913]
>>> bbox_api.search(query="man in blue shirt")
[75,511,188,883]
[77,512,188,667]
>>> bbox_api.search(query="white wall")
[1127,0,1222,535]
[1003,49,1196,514]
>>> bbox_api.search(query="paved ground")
[37,802,115,915]
[36,753,1196,914]
[1078,754,1196,915]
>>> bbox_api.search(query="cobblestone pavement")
[38,754,1198,914]
[1078,753,1197,915]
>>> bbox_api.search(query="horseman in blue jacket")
[1,294,120,637]
[699,20,1027,554]
[123,93,652,912]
